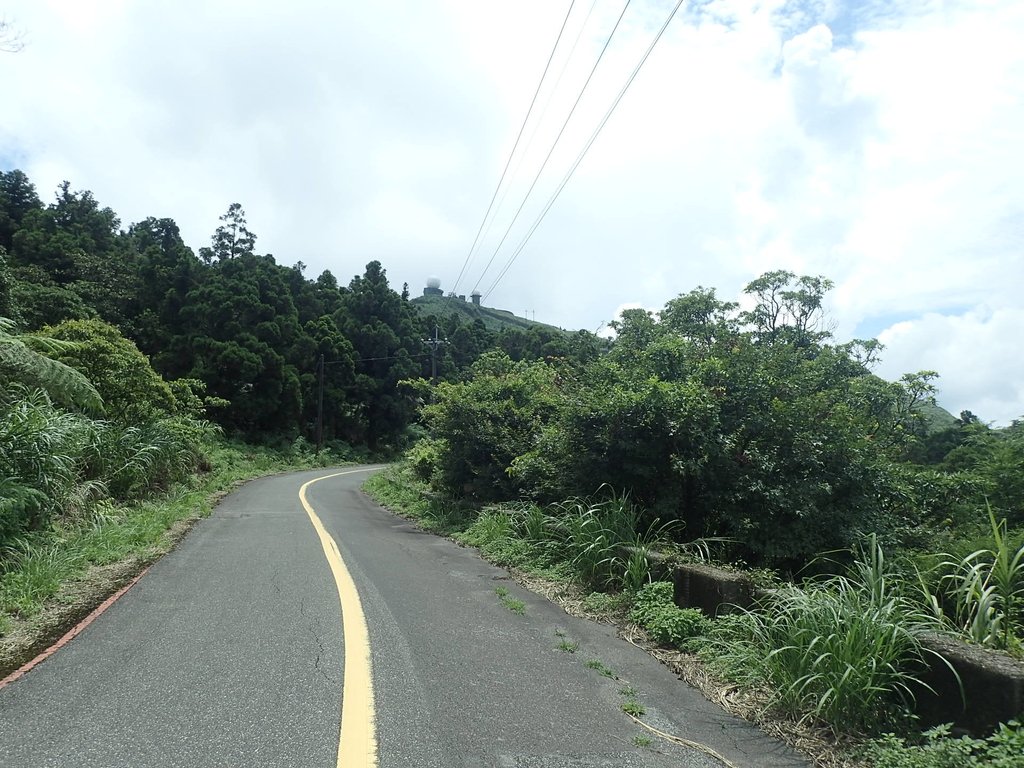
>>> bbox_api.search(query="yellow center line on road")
[300,469,379,768]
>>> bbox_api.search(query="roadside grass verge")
[365,464,676,594]
[365,462,1024,767]
[362,463,475,536]
[0,438,364,675]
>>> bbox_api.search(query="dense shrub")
[35,318,176,423]
[420,352,560,500]
[629,581,710,647]
[417,275,927,568]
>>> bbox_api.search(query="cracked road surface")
[0,467,810,768]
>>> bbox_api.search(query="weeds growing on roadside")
[494,586,525,614]
[585,659,616,678]
[629,581,710,648]
[620,699,645,717]
[861,720,1024,768]
[704,536,946,734]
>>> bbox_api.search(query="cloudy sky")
[2,0,1022,424]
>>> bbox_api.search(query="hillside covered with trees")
[3,168,1020,567]
[0,169,610,551]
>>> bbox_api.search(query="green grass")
[632,734,653,748]
[494,586,525,615]
[584,659,616,678]
[364,468,678,593]
[0,438,358,633]
[363,465,474,536]
[557,639,578,653]
[702,537,945,734]
[617,682,645,717]
[620,699,645,717]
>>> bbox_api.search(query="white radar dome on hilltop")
[426,276,441,289]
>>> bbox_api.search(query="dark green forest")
[2,168,1021,573]
[0,170,603,551]
[0,170,594,446]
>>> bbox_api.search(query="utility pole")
[315,353,325,455]
[422,326,445,384]
[315,354,350,455]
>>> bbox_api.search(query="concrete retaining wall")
[914,634,1024,734]
[665,561,1024,734]
[671,563,755,616]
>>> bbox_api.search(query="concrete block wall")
[665,561,1024,734]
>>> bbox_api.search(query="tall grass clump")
[924,506,1024,653]
[0,386,211,553]
[0,389,98,538]
[524,489,676,591]
[708,537,945,734]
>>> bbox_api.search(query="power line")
[480,0,602,260]
[469,0,634,297]
[482,0,686,303]
[447,0,578,301]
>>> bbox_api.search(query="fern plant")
[0,317,103,414]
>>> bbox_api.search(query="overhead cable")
[469,0,634,296]
[482,0,687,302]
[482,0,602,249]
[447,0,578,301]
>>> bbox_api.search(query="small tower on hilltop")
[423,276,443,297]
[471,290,481,306]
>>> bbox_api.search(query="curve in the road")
[300,469,379,767]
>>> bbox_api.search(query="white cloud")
[1,0,1022,422]
[877,307,1024,425]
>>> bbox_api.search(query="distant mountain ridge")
[409,293,567,334]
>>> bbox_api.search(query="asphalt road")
[0,467,810,768]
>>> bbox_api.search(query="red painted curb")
[0,565,152,690]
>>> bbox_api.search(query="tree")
[740,270,834,346]
[659,286,738,354]
[5,180,134,327]
[201,203,256,262]
[124,217,202,376]
[0,170,42,252]
[181,252,303,435]
[35,319,175,423]
[336,261,423,448]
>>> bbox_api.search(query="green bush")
[629,581,710,648]
[419,352,561,500]
[407,436,445,484]
[36,319,176,423]
[861,721,1024,768]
